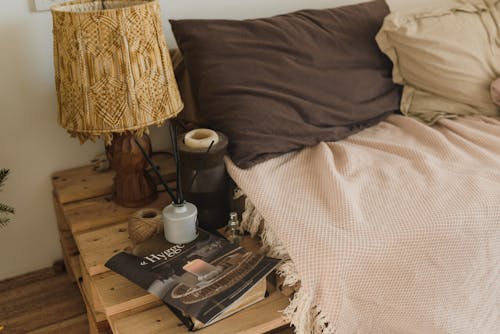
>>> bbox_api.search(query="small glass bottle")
[224,212,243,245]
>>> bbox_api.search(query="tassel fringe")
[68,122,157,145]
[236,189,336,334]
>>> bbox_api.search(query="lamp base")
[106,133,158,208]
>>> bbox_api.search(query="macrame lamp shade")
[51,0,183,207]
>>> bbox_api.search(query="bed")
[226,114,500,333]
[169,0,500,332]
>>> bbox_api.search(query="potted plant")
[0,168,14,226]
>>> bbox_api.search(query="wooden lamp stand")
[105,133,158,208]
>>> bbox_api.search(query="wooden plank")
[59,229,80,282]
[52,165,115,205]
[86,303,103,334]
[110,290,289,334]
[198,290,288,333]
[0,272,73,305]
[76,272,110,333]
[79,289,110,334]
[237,317,290,334]
[28,314,89,334]
[110,305,182,334]
[80,257,106,317]
[75,222,131,276]
[64,191,171,235]
[92,271,162,317]
[53,191,70,231]
[77,224,262,278]
[106,303,164,333]
[0,268,57,293]
[61,252,75,282]
[60,230,79,256]
[52,154,176,205]
[70,254,81,280]
[62,251,81,282]
[0,272,87,333]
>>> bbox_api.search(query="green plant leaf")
[0,203,14,214]
[0,169,9,189]
[0,168,14,227]
[0,216,10,227]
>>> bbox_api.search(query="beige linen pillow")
[376,0,500,123]
[386,0,459,13]
[490,78,500,106]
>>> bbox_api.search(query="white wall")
[0,0,430,279]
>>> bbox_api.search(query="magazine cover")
[105,229,280,325]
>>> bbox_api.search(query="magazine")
[105,229,280,328]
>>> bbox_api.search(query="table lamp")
[51,0,183,207]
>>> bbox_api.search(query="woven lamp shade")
[51,0,183,144]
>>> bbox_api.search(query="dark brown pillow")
[170,0,401,168]
[169,49,200,129]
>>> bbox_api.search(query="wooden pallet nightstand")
[51,155,289,334]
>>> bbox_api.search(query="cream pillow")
[376,0,500,123]
[386,0,459,14]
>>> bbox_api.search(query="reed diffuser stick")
[185,140,215,193]
[169,122,183,204]
[133,138,177,202]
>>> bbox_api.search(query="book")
[166,278,268,330]
[105,229,280,330]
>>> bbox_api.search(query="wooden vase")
[106,133,158,208]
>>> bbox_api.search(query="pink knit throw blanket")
[226,115,500,334]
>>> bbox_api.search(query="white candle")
[184,128,219,149]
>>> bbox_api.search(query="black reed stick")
[169,122,183,205]
[186,140,215,194]
[133,138,177,203]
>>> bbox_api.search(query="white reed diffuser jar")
[163,201,198,244]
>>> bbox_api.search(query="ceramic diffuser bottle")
[163,201,198,244]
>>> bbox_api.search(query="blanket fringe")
[236,189,336,334]
[282,288,337,334]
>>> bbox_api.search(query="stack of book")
[106,229,280,330]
